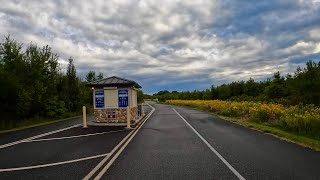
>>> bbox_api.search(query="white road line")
[0,124,81,149]
[0,153,109,172]
[83,129,135,180]
[27,129,126,142]
[83,103,155,180]
[93,104,155,180]
[172,108,246,180]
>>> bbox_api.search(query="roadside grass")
[165,101,320,151]
[217,115,320,151]
[0,113,83,134]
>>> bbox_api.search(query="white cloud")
[0,0,319,93]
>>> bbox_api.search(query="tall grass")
[167,100,320,139]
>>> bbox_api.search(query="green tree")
[86,70,96,82]
[64,57,81,111]
[244,78,260,97]
[265,72,287,99]
[97,72,104,80]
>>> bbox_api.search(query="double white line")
[0,124,81,149]
[83,103,155,180]
[0,104,155,175]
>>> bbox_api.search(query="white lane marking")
[0,153,109,172]
[0,124,81,149]
[27,129,126,143]
[83,129,136,180]
[83,103,155,180]
[172,108,246,180]
[93,103,155,180]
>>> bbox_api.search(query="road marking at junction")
[0,124,81,149]
[0,153,109,172]
[83,103,155,180]
[172,108,246,180]
[27,129,126,142]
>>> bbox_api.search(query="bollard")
[83,106,87,128]
[142,103,145,116]
[126,106,131,128]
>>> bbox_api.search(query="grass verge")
[167,103,320,151]
[216,115,320,151]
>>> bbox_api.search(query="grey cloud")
[0,0,319,93]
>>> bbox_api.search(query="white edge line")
[82,131,133,180]
[27,129,126,142]
[172,108,245,180]
[83,103,155,180]
[0,124,81,149]
[0,153,109,172]
[93,104,155,180]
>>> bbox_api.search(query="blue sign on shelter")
[118,89,128,107]
[95,90,104,109]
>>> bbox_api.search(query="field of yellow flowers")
[166,100,320,138]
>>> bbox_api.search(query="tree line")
[151,60,320,106]
[0,36,105,127]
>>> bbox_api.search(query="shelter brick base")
[94,107,138,123]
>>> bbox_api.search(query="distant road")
[103,102,320,180]
[0,102,319,179]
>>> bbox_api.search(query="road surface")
[0,102,319,179]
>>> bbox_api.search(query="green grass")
[167,103,320,151]
[216,115,320,151]
[0,114,83,134]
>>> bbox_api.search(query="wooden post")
[126,106,130,128]
[83,106,87,128]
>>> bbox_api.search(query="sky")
[0,0,320,94]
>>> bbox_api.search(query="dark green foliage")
[152,60,320,106]
[97,72,104,80]
[86,70,96,82]
[0,36,93,130]
[137,90,144,103]
[265,72,287,99]
[85,70,105,83]
[64,57,81,111]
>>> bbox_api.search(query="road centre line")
[83,103,155,180]
[0,153,109,172]
[26,129,126,143]
[0,124,81,149]
[172,108,246,180]
[93,104,155,180]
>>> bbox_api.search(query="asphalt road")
[103,102,320,180]
[0,115,89,146]
[0,102,320,180]
[0,125,130,179]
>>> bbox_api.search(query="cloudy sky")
[0,0,320,93]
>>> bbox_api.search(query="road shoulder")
[167,103,320,151]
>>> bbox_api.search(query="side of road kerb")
[83,103,155,180]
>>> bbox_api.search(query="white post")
[83,106,87,128]
[126,106,131,128]
[142,104,145,116]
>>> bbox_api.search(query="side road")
[0,104,153,180]
[0,115,90,146]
